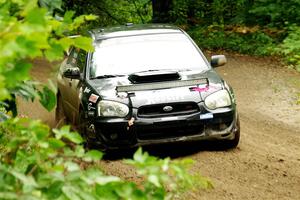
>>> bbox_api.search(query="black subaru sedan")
[56,24,240,151]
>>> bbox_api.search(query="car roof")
[89,24,183,40]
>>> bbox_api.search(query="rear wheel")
[55,94,66,127]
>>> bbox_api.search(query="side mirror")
[211,55,227,68]
[63,67,81,79]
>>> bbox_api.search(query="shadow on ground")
[103,141,238,160]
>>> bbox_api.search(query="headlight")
[204,90,232,110]
[98,100,129,117]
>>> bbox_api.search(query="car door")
[68,48,87,123]
[57,47,78,121]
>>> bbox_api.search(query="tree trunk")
[152,0,172,23]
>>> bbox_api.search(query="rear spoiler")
[116,78,208,92]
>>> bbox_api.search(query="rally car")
[56,24,240,151]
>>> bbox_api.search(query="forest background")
[63,0,300,71]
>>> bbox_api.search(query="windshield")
[90,33,208,77]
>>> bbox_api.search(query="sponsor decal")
[191,84,218,92]
[87,102,95,110]
[84,87,91,93]
[161,116,179,121]
[142,89,186,104]
[88,94,99,103]
[87,111,95,116]
[200,113,214,120]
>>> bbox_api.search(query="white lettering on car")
[140,89,187,104]
[84,87,91,93]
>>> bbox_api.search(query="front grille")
[137,102,199,118]
[137,121,204,140]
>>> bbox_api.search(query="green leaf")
[45,181,64,199]
[53,126,83,144]
[94,176,121,185]
[44,42,64,61]
[65,162,80,172]
[62,186,81,200]
[73,37,94,52]
[65,131,83,144]
[48,138,65,149]
[25,7,47,26]
[63,11,75,23]
[58,37,74,51]
[115,182,138,199]
[4,62,32,88]
[10,170,38,187]
[83,15,98,21]
[15,36,41,58]
[0,192,18,199]
[133,147,147,163]
[83,150,103,162]
[14,81,39,102]
[148,174,161,187]
[38,86,56,111]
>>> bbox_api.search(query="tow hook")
[127,117,135,130]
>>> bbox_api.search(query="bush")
[275,26,300,72]
[188,25,277,56]
[0,119,212,199]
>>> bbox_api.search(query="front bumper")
[87,107,239,150]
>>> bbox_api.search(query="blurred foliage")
[0,0,96,115]
[0,118,211,199]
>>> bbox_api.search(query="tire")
[223,115,240,149]
[78,110,107,152]
[55,94,66,128]
[78,109,89,145]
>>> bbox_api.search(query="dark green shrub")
[276,26,300,72]
[188,25,277,56]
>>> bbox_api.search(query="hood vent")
[128,70,180,84]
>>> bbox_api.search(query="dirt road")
[18,54,300,199]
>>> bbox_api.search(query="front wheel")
[224,116,240,149]
[78,110,107,152]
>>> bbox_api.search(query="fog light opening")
[219,123,228,130]
[110,133,118,140]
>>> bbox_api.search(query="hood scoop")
[128,70,181,84]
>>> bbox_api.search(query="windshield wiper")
[90,74,124,79]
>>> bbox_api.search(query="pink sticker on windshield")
[191,85,217,92]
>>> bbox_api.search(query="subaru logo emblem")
[163,105,173,112]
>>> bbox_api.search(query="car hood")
[86,69,224,107]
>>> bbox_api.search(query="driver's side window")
[67,48,87,73]
[67,47,78,67]
[77,49,87,73]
